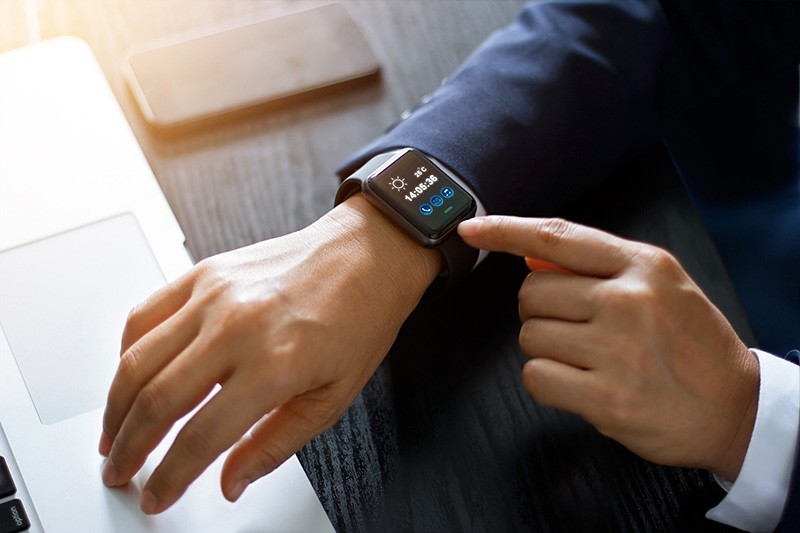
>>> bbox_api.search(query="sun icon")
[390,177,407,191]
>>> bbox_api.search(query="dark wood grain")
[1,2,751,531]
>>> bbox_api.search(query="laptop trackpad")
[0,213,166,425]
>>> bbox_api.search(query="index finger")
[120,272,194,354]
[458,216,634,277]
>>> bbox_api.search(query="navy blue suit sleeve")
[337,0,669,216]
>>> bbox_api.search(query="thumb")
[220,390,341,503]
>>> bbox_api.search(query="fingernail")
[98,431,112,457]
[228,478,250,502]
[140,489,159,515]
[458,218,482,237]
[101,459,118,487]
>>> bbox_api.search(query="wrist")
[713,346,760,480]
[313,194,442,311]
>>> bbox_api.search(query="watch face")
[367,150,474,240]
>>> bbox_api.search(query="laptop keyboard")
[0,457,30,533]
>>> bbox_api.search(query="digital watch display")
[335,148,479,283]
[366,150,474,240]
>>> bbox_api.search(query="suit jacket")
[338,0,800,529]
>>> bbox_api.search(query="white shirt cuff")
[706,348,800,532]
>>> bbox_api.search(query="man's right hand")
[99,195,441,515]
[459,216,760,481]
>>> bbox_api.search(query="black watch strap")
[334,150,478,285]
[334,151,398,205]
[436,227,479,283]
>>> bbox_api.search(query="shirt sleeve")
[706,349,800,532]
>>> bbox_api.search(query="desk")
[1,1,752,530]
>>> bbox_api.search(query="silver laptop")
[0,37,333,532]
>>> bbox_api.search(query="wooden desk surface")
[1,1,751,530]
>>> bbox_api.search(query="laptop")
[0,37,333,532]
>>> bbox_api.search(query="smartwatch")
[335,148,478,283]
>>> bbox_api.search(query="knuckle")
[261,339,307,388]
[193,256,219,277]
[110,438,135,468]
[268,344,297,375]
[521,360,547,400]
[215,299,251,333]
[136,380,169,422]
[537,218,575,250]
[225,289,280,330]
[247,394,345,479]
[629,245,683,278]
[118,342,146,381]
[124,304,143,331]
[205,282,281,339]
[518,321,536,357]
[299,391,343,430]
[125,303,142,324]
[518,273,535,301]
[254,442,290,476]
[517,295,532,322]
[148,468,182,501]
[585,282,604,309]
[602,279,658,314]
[178,420,220,462]
[646,247,682,277]
[593,383,638,427]
[121,304,146,352]
[492,216,516,241]
[193,258,231,298]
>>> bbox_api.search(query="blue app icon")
[440,186,454,198]
[419,203,433,215]
[430,195,443,207]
